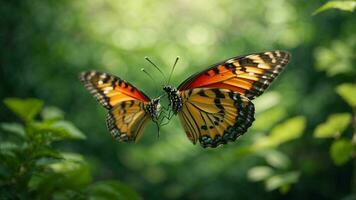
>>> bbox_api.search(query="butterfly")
[163,51,290,148]
[79,71,161,142]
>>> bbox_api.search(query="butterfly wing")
[80,71,152,142]
[178,51,290,99]
[178,88,255,148]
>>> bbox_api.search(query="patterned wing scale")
[80,71,152,142]
[79,71,150,109]
[106,100,151,142]
[178,88,255,148]
[178,51,290,99]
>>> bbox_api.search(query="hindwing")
[178,88,255,148]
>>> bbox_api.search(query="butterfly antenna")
[141,68,159,96]
[167,56,179,85]
[145,56,166,80]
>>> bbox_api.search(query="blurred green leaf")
[263,150,291,169]
[32,120,86,141]
[269,116,306,146]
[0,142,21,152]
[253,107,287,131]
[87,181,141,200]
[29,153,92,197]
[330,139,353,165]
[4,98,43,122]
[0,123,26,138]
[314,113,351,138]
[252,117,306,150]
[314,40,355,76]
[313,1,356,15]
[51,121,86,140]
[41,106,65,121]
[336,83,356,107]
[247,166,274,182]
[253,92,281,113]
[32,147,63,160]
[265,171,300,192]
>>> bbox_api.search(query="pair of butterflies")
[80,51,290,148]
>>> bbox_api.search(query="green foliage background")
[1,0,355,199]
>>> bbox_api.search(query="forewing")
[178,51,290,100]
[79,71,150,109]
[178,88,255,148]
[106,100,151,142]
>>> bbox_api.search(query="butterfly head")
[163,85,182,114]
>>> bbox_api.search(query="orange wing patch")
[178,51,290,100]
[80,71,150,109]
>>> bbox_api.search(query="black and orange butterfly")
[163,51,290,148]
[79,71,161,142]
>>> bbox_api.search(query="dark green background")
[1,0,355,199]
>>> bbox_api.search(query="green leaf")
[253,92,281,113]
[247,166,274,182]
[32,147,63,159]
[29,153,92,195]
[330,139,353,165]
[87,181,141,200]
[31,120,86,141]
[314,40,355,76]
[4,98,43,122]
[41,106,65,121]
[313,1,356,15]
[265,171,300,192]
[269,116,306,146]
[263,150,291,169]
[51,121,86,140]
[336,84,356,107]
[253,107,287,131]
[0,123,26,138]
[314,113,351,138]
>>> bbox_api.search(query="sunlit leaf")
[263,150,291,169]
[265,171,300,191]
[247,166,274,182]
[0,123,26,138]
[269,116,306,146]
[253,92,281,113]
[41,106,64,121]
[87,180,141,200]
[314,113,351,138]
[4,98,43,122]
[313,1,356,15]
[336,83,356,107]
[253,107,287,131]
[330,139,353,165]
[314,40,355,76]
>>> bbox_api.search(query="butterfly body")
[163,85,182,114]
